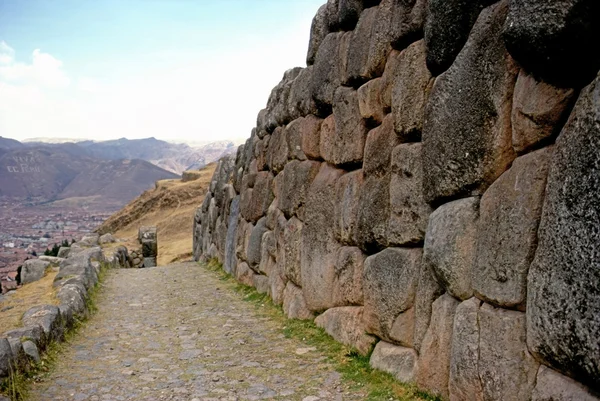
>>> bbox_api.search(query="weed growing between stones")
[0,261,113,401]
[201,259,441,401]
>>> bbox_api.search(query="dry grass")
[97,164,217,265]
[0,270,59,333]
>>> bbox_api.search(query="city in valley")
[0,198,114,293]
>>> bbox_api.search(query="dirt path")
[29,262,366,401]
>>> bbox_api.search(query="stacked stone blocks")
[194,0,600,399]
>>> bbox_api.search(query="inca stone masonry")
[194,0,600,399]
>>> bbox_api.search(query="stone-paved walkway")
[29,262,366,401]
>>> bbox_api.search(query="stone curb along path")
[27,261,367,401]
[0,234,130,398]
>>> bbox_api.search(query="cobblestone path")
[30,262,366,401]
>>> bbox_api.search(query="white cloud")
[0,44,70,88]
[0,41,15,64]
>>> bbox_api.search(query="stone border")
[0,241,129,385]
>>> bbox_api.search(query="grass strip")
[203,259,440,401]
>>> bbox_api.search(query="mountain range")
[0,136,236,208]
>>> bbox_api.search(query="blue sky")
[0,0,324,143]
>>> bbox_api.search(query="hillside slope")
[97,163,216,265]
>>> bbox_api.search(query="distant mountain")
[0,137,25,150]
[59,159,179,202]
[0,146,179,207]
[22,137,238,174]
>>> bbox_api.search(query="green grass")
[202,258,441,401]
[0,261,112,400]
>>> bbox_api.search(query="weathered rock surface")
[357,78,385,125]
[512,71,576,154]
[473,148,551,309]
[362,248,421,340]
[479,304,539,401]
[300,114,323,160]
[247,218,269,270]
[283,217,303,286]
[22,305,63,344]
[392,40,432,140]
[335,170,363,246]
[311,32,345,113]
[449,297,483,401]
[503,0,600,87]
[332,246,365,306]
[22,340,41,363]
[424,0,495,76]
[321,87,368,167]
[413,262,444,353]
[0,338,11,377]
[532,366,600,401]
[315,306,376,355]
[370,341,417,383]
[279,160,320,219]
[283,282,314,320]
[20,259,50,285]
[355,174,390,252]
[423,1,517,204]
[301,164,345,312]
[423,198,479,301]
[388,143,431,246]
[416,294,458,400]
[362,115,398,177]
[527,72,600,391]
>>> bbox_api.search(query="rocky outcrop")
[193,0,600,398]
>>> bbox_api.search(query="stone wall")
[193,0,600,399]
[0,240,129,382]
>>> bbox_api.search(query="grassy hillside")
[97,163,216,265]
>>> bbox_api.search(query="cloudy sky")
[0,0,323,143]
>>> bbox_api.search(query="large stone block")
[370,341,418,383]
[503,0,600,88]
[264,68,302,130]
[344,7,387,86]
[223,196,240,275]
[22,305,63,344]
[362,115,398,177]
[335,170,363,245]
[288,67,319,118]
[321,87,368,168]
[283,217,303,287]
[301,163,345,312]
[332,246,365,306]
[413,262,444,353]
[363,248,421,340]
[389,306,414,347]
[388,143,431,246]
[357,78,385,125]
[315,306,376,355]
[527,72,600,390]
[424,0,495,76]
[240,171,274,224]
[279,160,320,220]
[531,366,600,401]
[449,297,483,401]
[392,40,433,141]
[380,49,400,111]
[512,70,576,155]
[283,282,314,320]
[356,174,390,253]
[338,0,364,30]
[267,127,289,174]
[311,32,345,114]
[307,5,331,66]
[479,304,539,401]
[284,118,308,162]
[246,218,269,271]
[473,148,551,309]
[416,294,458,400]
[422,1,518,204]
[300,114,323,160]
[423,198,479,301]
[21,259,50,285]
